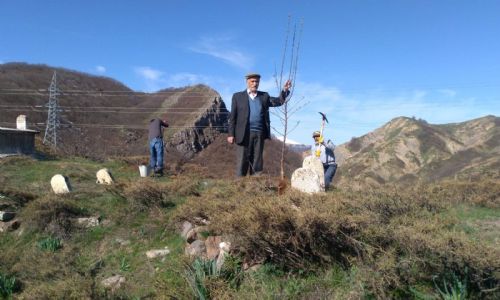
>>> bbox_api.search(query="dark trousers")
[324,163,337,188]
[236,131,264,177]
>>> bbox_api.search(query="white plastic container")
[139,165,149,177]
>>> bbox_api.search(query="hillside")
[0,156,498,298]
[0,63,228,158]
[335,115,500,187]
[0,62,302,177]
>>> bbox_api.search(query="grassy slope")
[0,156,499,299]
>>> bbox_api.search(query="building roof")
[0,127,40,133]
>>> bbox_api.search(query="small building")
[0,115,40,156]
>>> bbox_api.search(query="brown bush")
[172,179,500,298]
[21,194,84,239]
[123,180,175,212]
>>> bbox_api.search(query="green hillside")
[1,156,498,299]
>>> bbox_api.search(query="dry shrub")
[391,219,499,297]
[0,188,37,208]
[429,180,500,208]
[165,175,202,197]
[10,243,94,299]
[173,179,500,298]
[123,180,174,212]
[21,194,84,239]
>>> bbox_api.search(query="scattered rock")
[180,221,193,239]
[205,236,222,259]
[96,168,114,185]
[115,238,131,246]
[101,275,125,291]
[76,216,100,228]
[186,226,209,243]
[146,247,171,259]
[216,241,231,271]
[0,211,15,222]
[50,174,72,194]
[193,216,210,225]
[291,168,323,194]
[0,219,20,233]
[185,240,206,257]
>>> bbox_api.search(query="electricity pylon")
[43,71,60,149]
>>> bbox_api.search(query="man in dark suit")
[227,73,292,176]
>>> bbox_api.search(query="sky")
[1,0,499,145]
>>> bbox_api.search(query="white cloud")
[438,89,457,97]
[267,81,494,145]
[95,65,106,73]
[275,136,302,145]
[189,35,253,69]
[135,66,164,81]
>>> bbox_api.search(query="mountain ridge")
[335,115,499,187]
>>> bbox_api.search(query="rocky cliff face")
[335,115,500,187]
[168,95,228,158]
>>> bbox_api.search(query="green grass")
[443,204,500,245]
[1,156,499,298]
[37,236,63,252]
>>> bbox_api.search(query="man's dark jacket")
[228,90,288,145]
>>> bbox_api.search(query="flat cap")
[245,73,261,79]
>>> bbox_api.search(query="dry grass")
[173,179,500,299]
[20,194,85,239]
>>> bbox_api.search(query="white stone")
[302,155,325,189]
[185,240,206,257]
[291,167,324,194]
[101,275,125,291]
[76,217,100,228]
[96,168,114,185]
[216,241,231,271]
[146,247,170,259]
[180,221,193,239]
[50,174,71,194]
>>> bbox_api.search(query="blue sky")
[1,0,499,145]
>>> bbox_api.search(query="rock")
[96,168,114,185]
[303,155,325,189]
[101,275,125,291]
[205,236,222,259]
[0,219,20,233]
[186,226,209,243]
[76,216,100,228]
[216,241,231,271]
[180,221,193,239]
[115,238,131,246]
[193,216,210,225]
[50,174,71,194]
[0,211,15,222]
[291,168,323,194]
[185,240,206,257]
[146,247,170,259]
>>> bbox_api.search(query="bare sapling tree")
[272,16,307,180]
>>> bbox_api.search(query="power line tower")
[43,71,60,149]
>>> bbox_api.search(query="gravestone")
[50,174,71,194]
[96,168,114,185]
[291,167,323,194]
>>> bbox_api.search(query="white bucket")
[139,165,149,177]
